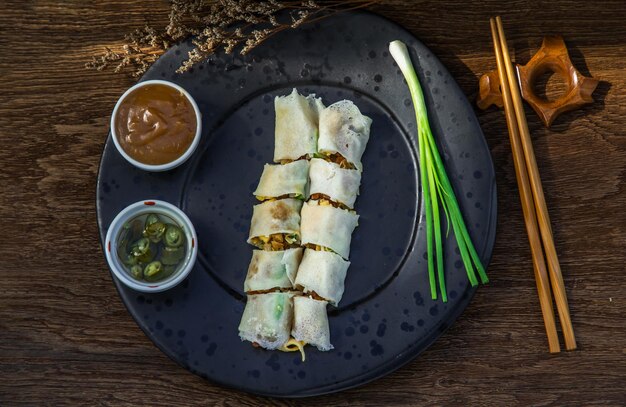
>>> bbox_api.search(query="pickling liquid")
[115,83,197,165]
[117,212,187,282]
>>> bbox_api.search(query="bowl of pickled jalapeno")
[104,200,197,292]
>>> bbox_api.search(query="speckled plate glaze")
[97,11,496,397]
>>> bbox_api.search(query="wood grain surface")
[1,0,625,405]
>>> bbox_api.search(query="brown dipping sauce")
[115,83,197,165]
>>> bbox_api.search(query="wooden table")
[1,1,624,405]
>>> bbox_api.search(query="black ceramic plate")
[97,11,496,397]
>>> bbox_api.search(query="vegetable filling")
[315,152,356,170]
[250,233,300,250]
[256,193,305,202]
[309,193,351,211]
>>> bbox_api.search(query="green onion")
[389,40,489,302]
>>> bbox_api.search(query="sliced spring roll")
[254,160,309,200]
[291,296,333,351]
[308,158,361,209]
[300,200,359,259]
[295,249,350,306]
[238,292,294,350]
[244,248,303,293]
[274,89,325,163]
[318,100,372,171]
[248,198,303,249]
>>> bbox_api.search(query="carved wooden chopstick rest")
[477,36,599,127]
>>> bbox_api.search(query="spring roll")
[294,249,350,306]
[248,198,303,249]
[318,100,372,171]
[291,296,333,351]
[244,248,303,292]
[300,201,359,259]
[238,292,295,350]
[274,89,325,162]
[254,160,309,200]
[308,158,361,209]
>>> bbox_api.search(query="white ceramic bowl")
[110,80,202,172]
[104,200,198,292]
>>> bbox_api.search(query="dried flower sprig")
[86,0,380,77]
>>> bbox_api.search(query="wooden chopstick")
[489,18,560,353]
[494,17,577,351]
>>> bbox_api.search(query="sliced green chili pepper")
[130,237,155,263]
[143,260,163,282]
[145,213,160,229]
[122,253,139,266]
[129,264,143,280]
[161,246,185,265]
[164,225,184,247]
[117,219,142,260]
[143,222,166,243]
[116,213,188,283]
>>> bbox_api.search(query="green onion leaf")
[389,40,488,301]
